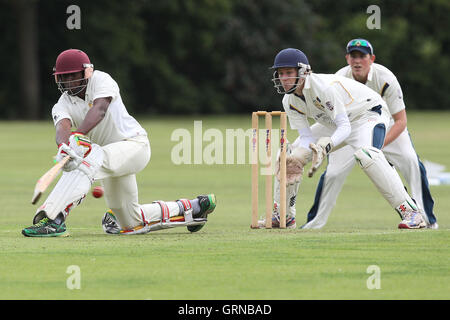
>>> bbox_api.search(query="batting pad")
[33,145,104,223]
[273,176,300,218]
[130,201,204,234]
[354,147,415,209]
[140,201,181,224]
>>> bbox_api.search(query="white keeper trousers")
[378,128,435,224]
[300,107,388,229]
[301,111,436,229]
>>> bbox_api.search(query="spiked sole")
[204,194,216,214]
[22,230,69,237]
[188,194,216,233]
[398,222,426,229]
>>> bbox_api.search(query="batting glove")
[55,143,84,172]
[68,132,92,158]
[308,137,333,178]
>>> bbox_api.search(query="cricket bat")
[31,155,70,205]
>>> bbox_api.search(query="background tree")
[0,0,448,119]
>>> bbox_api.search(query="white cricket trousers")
[94,135,152,229]
[302,115,436,228]
[379,128,435,224]
[301,106,389,229]
[95,135,188,230]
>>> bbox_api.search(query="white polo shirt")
[52,70,147,146]
[283,73,387,131]
[336,63,405,116]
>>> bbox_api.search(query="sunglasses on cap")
[346,39,373,55]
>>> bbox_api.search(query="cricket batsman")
[262,48,426,230]
[301,38,437,229]
[22,49,216,237]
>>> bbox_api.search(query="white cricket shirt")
[336,63,405,116]
[283,73,387,132]
[52,70,147,146]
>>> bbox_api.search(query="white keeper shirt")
[51,70,147,146]
[283,73,388,132]
[336,63,406,117]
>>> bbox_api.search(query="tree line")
[1,0,448,119]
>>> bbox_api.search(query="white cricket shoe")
[427,222,439,229]
[398,211,427,229]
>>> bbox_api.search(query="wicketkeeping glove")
[308,137,333,178]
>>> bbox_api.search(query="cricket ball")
[92,186,104,198]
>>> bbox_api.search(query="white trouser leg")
[95,136,151,229]
[95,136,151,180]
[102,174,143,230]
[382,128,436,224]
[302,145,356,229]
[354,146,418,217]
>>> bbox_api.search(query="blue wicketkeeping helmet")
[271,48,311,94]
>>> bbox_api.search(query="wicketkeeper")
[22,49,216,237]
[261,48,426,230]
[300,38,437,229]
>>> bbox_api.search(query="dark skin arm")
[75,97,112,135]
[55,118,73,146]
[55,97,112,146]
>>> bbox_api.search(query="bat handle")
[60,155,71,164]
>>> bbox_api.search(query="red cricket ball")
[92,186,104,198]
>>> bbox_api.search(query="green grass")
[0,111,449,300]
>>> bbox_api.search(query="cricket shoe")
[257,214,296,229]
[398,211,427,229]
[187,194,216,233]
[271,213,296,229]
[427,222,439,230]
[102,210,121,235]
[102,210,151,235]
[22,217,68,237]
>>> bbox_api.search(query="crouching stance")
[260,48,426,230]
[22,49,216,237]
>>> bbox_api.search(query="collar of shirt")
[303,74,312,90]
[367,65,374,81]
[64,84,92,106]
[66,93,85,104]
[350,65,373,83]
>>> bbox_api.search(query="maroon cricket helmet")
[53,49,92,75]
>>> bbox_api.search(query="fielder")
[22,49,216,237]
[300,38,437,229]
[261,48,426,230]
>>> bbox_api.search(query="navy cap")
[346,39,374,55]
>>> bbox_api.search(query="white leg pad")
[145,216,205,233]
[33,145,104,223]
[136,200,204,234]
[140,201,180,224]
[273,176,300,218]
[354,147,417,213]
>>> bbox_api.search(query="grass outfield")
[0,111,449,300]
